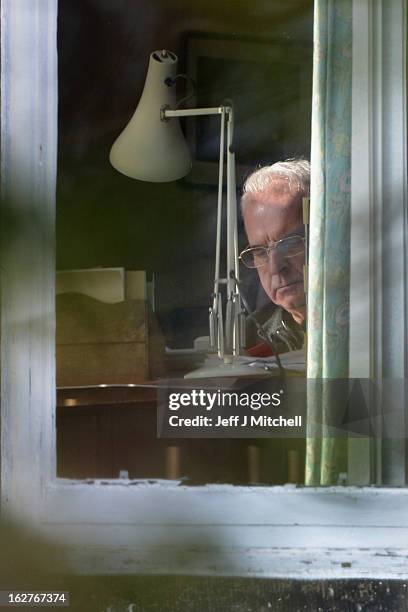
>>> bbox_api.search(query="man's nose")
[267,248,287,274]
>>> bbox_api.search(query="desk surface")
[57,385,157,407]
[56,370,300,408]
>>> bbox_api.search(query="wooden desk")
[57,383,304,484]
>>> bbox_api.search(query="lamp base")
[184,357,274,379]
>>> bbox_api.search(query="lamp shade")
[109,50,192,182]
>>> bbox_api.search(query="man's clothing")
[247,303,305,353]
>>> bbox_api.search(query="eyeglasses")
[239,235,305,269]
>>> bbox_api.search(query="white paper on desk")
[203,349,306,373]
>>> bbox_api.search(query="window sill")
[39,483,408,578]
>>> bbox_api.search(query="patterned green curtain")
[305,0,352,485]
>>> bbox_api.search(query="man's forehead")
[243,182,303,241]
[244,188,302,219]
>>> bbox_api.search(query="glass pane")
[56,0,315,484]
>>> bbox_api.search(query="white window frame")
[1,0,408,579]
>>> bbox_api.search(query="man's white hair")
[241,159,310,213]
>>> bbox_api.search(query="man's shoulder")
[259,306,305,353]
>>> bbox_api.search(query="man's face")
[243,178,306,325]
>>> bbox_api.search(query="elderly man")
[240,159,310,352]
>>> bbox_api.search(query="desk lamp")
[110,49,266,378]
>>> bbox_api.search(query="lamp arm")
[225,107,244,356]
[214,109,226,303]
[162,106,228,119]
[163,104,243,358]
[210,108,227,358]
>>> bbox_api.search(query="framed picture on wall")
[185,34,313,186]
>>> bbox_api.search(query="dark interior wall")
[57,0,313,346]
